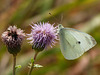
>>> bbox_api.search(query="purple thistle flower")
[27,22,58,51]
[1,26,25,54]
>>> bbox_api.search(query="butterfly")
[58,24,96,60]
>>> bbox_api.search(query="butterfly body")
[58,24,96,60]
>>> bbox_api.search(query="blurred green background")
[0,0,100,75]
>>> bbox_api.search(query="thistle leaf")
[34,64,43,68]
[15,65,21,69]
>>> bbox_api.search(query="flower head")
[27,22,58,51]
[1,26,25,54]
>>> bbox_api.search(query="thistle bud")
[1,26,25,55]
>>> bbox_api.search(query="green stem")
[13,54,16,75]
[28,51,39,75]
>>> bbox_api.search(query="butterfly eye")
[58,24,62,27]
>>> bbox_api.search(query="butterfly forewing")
[58,24,96,60]
[65,28,96,52]
[59,28,84,60]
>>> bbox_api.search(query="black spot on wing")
[78,41,81,44]
[76,41,81,44]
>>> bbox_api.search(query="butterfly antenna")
[60,13,63,24]
[49,13,59,24]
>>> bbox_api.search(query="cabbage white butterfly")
[58,24,96,60]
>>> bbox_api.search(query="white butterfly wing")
[59,28,96,60]
[66,28,96,52]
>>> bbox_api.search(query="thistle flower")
[1,26,25,55]
[27,22,58,51]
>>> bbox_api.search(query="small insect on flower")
[1,26,25,55]
[27,22,58,51]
